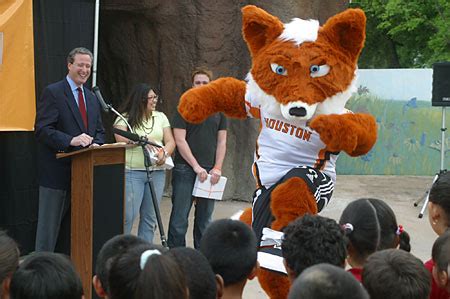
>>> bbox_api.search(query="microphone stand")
[106,104,135,134]
[138,137,168,248]
[102,102,168,247]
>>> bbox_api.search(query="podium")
[57,144,127,299]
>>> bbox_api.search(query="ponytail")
[398,230,411,252]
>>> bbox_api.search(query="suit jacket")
[35,78,105,190]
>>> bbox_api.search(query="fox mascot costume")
[178,5,377,299]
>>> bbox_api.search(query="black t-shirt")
[172,110,227,168]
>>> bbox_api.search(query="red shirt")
[424,259,450,299]
[348,268,363,282]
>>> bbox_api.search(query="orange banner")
[0,0,35,131]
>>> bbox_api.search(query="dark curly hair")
[281,214,347,277]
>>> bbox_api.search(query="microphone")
[93,86,134,133]
[113,128,162,148]
[113,127,140,142]
[93,86,111,112]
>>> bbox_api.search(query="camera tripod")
[414,106,447,218]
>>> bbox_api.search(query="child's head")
[288,263,369,299]
[339,198,410,266]
[431,229,450,292]
[362,249,431,299]
[282,214,347,280]
[107,243,167,299]
[200,219,258,287]
[367,198,410,251]
[10,252,83,299]
[339,198,381,267]
[135,250,188,299]
[93,234,148,298]
[428,172,450,236]
[0,231,19,298]
[167,247,218,299]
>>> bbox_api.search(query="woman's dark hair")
[429,171,450,221]
[118,83,154,130]
[366,198,411,252]
[135,254,188,299]
[0,231,19,296]
[339,199,381,261]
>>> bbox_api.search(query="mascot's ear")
[319,8,366,62]
[242,5,284,56]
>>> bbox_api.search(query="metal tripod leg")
[414,173,440,218]
[413,190,429,207]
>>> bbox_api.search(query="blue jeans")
[124,169,165,243]
[167,163,215,249]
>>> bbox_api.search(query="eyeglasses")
[146,95,159,102]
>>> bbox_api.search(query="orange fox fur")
[179,6,377,299]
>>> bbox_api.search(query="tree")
[351,0,450,68]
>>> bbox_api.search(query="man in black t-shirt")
[168,67,227,249]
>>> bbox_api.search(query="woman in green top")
[114,83,175,243]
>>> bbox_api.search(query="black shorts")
[251,166,334,242]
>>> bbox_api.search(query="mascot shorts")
[251,166,334,243]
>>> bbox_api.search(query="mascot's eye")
[270,63,288,76]
[310,64,330,78]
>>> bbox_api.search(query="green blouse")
[114,111,170,170]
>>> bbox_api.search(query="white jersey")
[245,94,340,189]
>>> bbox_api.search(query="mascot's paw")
[258,268,290,299]
[309,114,358,153]
[270,177,318,231]
[178,88,216,124]
[238,208,253,227]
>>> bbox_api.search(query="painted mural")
[337,91,449,175]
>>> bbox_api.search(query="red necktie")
[77,87,88,129]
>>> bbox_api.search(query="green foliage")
[350,0,450,68]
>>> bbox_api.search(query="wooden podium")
[57,144,127,299]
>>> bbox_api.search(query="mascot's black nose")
[289,107,307,117]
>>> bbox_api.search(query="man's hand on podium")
[70,133,93,147]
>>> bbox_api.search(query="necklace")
[140,116,155,135]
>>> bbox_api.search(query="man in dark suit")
[34,47,105,252]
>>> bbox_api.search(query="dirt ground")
[142,175,438,298]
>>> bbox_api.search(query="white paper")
[257,251,287,275]
[192,174,227,200]
[146,148,174,170]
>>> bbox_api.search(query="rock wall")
[98,0,348,201]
